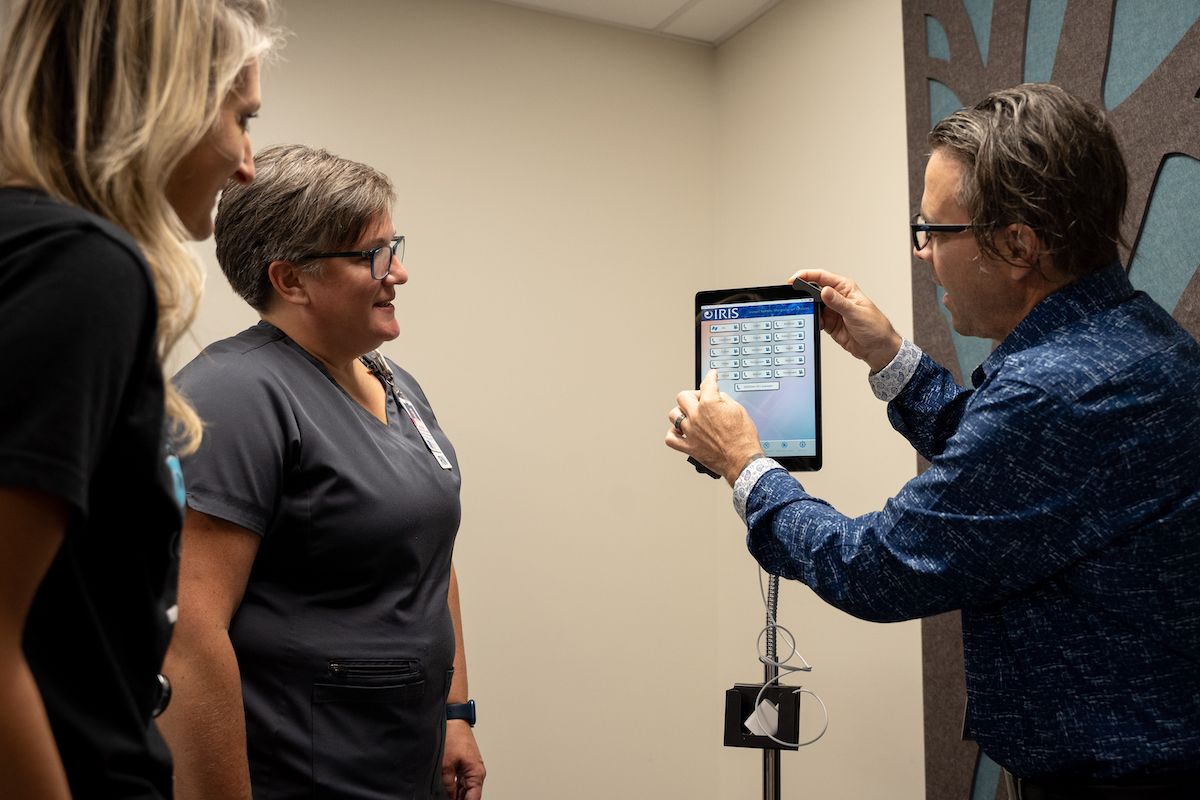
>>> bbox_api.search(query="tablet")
[695,281,822,472]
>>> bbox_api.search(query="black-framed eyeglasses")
[910,215,979,251]
[299,235,404,280]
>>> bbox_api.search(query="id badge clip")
[362,352,453,470]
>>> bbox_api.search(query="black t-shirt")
[0,188,182,798]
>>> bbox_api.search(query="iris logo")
[702,308,739,321]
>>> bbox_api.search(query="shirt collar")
[972,261,1133,387]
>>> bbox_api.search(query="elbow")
[808,583,924,624]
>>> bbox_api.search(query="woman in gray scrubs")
[159,144,486,800]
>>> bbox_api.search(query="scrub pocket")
[312,658,431,799]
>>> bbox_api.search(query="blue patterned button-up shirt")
[737,263,1200,780]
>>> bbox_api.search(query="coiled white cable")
[752,568,830,748]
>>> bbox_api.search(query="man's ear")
[1003,223,1043,274]
[267,260,310,306]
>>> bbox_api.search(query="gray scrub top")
[176,321,461,799]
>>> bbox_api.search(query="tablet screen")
[695,283,822,471]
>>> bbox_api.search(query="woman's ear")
[267,260,310,306]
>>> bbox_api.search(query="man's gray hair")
[215,143,395,310]
[928,83,1127,279]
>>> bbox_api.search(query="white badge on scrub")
[361,351,453,471]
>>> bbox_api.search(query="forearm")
[741,470,933,622]
[447,564,469,703]
[884,351,973,460]
[0,655,71,799]
[0,488,70,797]
[442,563,486,797]
[742,397,1104,623]
[156,628,251,800]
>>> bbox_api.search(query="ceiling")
[483,0,782,46]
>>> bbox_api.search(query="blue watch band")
[447,699,476,726]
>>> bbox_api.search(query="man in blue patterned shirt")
[667,84,1200,798]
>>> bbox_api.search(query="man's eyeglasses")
[910,215,979,251]
[299,235,405,280]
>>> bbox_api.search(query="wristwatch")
[446,699,476,727]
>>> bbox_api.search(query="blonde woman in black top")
[0,1,278,796]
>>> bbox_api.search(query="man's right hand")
[789,269,902,373]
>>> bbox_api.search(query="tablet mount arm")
[688,456,722,479]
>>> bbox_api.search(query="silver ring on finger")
[673,411,687,434]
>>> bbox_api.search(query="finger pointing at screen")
[667,370,763,486]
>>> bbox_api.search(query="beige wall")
[713,1,922,797]
[176,0,920,797]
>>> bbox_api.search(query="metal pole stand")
[763,573,781,800]
[722,575,800,796]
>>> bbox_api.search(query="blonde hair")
[0,0,279,453]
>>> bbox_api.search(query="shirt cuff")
[868,338,922,401]
[733,456,784,522]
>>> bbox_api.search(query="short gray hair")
[214,143,394,310]
[928,83,1127,279]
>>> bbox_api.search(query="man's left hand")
[442,720,485,800]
